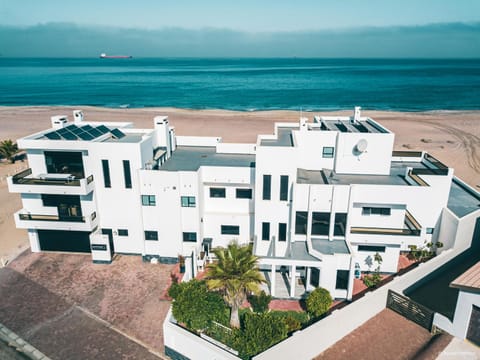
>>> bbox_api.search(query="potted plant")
[178,255,185,273]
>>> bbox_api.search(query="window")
[295,211,308,235]
[145,231,158,241]
[426,228,434,234]
[280,175,288,201]
[236,188,252,199]
[334,213,347,236]
[123,160,132,189]
[278,223,287,242]
[102,159,111,188]
[322,147,334,158]
[141,195,156,206]
[221,225,240,235]
[210,187,226,198]
[358,245,386,252]
[181,196,196,207]
[362,207,391,216]
[183,232,197,242]
[336,270,349,290]
[262,222,270,241]
[312,212,330,236]
[262,175,271,200]
[118,229,128,236]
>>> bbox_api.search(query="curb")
[0,323,51,360]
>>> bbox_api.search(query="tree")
[205,242,265,328]
[168,279,228,331]
[0,139,19,163]
[305,287,333,318]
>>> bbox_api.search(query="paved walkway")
[315,309,452,360]
[436,337,480,360]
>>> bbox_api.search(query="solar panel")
[45,131,62,140]
[96,125,110,134]
[77,131,95,140]
[82,125,94,131]
[61,132,78,140]
[65,124,78,131]
[87,127,103,137]
[110,128,126,139]
[70,126,85,135]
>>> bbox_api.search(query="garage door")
[38,230,91,253]
[467,305,480,346]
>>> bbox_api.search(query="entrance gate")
[386,290,435,331]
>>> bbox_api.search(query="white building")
[8,108,480,301]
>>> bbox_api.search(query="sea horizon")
[1,58,479,111]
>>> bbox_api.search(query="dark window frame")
[236,188,253,199]
[358,245,386,252]
[210,187,226,198]
[141,195,156,206]
[335,270,349,290]
[362,207,391,216]
[182,232,197,242]
[123,160,132,189]
[221,225,240,235]
[262,222,270,241]
[334,213,348,237]
[278,223,287,242]
[426,228,434,234]
[322,147,335,158]
[181,196,196,207]
[144,231,158,241]
[102,159,111,188]
[280,175,289,201]
[311,212,330,236]
[295,211,308,235]
[118,229,128,236]
[262,174,271,200]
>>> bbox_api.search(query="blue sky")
[1,1,479,57]
[2,0,480,31]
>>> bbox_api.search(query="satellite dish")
[355,139,368,153]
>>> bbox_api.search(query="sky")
[0,0,479,57]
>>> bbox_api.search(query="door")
[38,230,91,253]
[101,228,114,256]
[466,305,480,346]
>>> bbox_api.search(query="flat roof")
[297,161,429,186]
[311,238,350,255]
[447,179,480,218]
[450,261,480,293]
[318,119,384,134]
[160,146,256,171]
[260,127,295,147]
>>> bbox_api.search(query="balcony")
[8,168,94,195]
[350,210,421,237]
[14,210,98,232]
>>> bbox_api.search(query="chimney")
[73,110,84,123]
[352,106,361,124]
[299,117,308,131]
[51,115,68,129]
[154,116,172,157]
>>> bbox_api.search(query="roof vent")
[51,115,68,129]
[73,110,84,123]
[351,106,361,124]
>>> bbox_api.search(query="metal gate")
[467,305,480,346]
[386,290,435,331]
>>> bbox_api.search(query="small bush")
[305,287,333,318]
[233,312,288,360]
[248,290,272,313]
[362,272,382,288]
[169,279,228,331]
[268,310,310,333]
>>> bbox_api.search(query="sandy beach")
[1,106,479,260]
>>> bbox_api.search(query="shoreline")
[1,105,479,260]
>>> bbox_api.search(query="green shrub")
[233,312,288,360]
[305,287,333,318]
[268,310,310,333]
[362,272,382,288]
[248,290,272,313]
[169,279,228,331]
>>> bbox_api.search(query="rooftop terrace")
[260,127,295,147]
[447,178,480,218]
[159,146,256,171]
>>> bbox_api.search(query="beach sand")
[1,106,479,260]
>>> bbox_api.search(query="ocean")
[1,58,479,111]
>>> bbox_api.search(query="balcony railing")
[392,150,423,158]
[351,210,421,237]
[18,213,85,222]
[12,168,94,186]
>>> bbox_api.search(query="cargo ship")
[100,53,132,59]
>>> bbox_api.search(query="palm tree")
[205,242,265,328]
[0,139,19,164]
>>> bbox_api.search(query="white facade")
[8,108,480,301]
